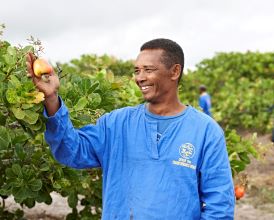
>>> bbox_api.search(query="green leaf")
[21,103,34,109]
[13,133,29,144]
[97,69,106,79]
[13,186,35,202]
[9,75,21,88]
[79,78,92,94]
[11,107,25,120]
[22,166,35,180]
[111,82,121,89]
[29,179,42,191]
[53,182,62,189]
[88,81,100,94]
[3,53,15,65]
[5,168,16,179]
[238,152,251,164]
[14,144,26,161]
[0,72,6,81]
[31,103,43,112]
[74,97,88,111]
[230,160,246,173]
[0,187,10,197]
[11,180,23,188]
[22,45,34,53]
[88,93,101,108]
[12,164,22,176]
[228,151,238,161]
[28,118,43,131]
[40,163,50,171]
[24,198,36,208]
[7,46,17,56]
[68,191,78,208]
[36,190,52,204]
[0,126,11,150]
[0,111,7,126]
[247,145,258,158]
[23,110,39,124]
[6,89,20,104]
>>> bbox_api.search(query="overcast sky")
[1,0,273,69]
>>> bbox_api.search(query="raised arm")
[26,53,105,169]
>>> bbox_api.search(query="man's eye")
[134,69,140,75]
[145,68,153,73]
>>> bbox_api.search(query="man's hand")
[26,52,61,116]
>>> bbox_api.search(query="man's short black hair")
[140,38,184,83]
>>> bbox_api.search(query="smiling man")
[26,38,235,219]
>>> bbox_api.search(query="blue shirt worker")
[199,85,212,117]
[26,38,235,220]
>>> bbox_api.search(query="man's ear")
[170,64,181,81]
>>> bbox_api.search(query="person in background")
[26,38,234,219]
[199,85,212,117]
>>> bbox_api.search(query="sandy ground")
[4,194,274,220]
[2,133,274,220]
[4,192,70,220]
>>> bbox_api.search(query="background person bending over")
[199,85,212,117]
[26,38,235,220]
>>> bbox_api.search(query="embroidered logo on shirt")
[179,143,195,159]
[172,143,196,170]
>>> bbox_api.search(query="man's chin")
[143,96,157,104]
[142,95,151,102]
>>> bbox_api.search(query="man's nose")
[135,69,147,82]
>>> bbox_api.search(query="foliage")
[180,51,274,133]
[0,25,143,219]
[225,129,258,176]
[57,54,134,77]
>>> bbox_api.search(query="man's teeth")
[141,86,149,90]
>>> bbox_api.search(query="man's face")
[134,49,175,104]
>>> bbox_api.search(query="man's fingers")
[26,62,34,77]
[29,52,36,62]
[26,60,40,85]
[26,52,36,67]
[26,52,33,63]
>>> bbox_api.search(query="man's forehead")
[137,48,164,56]
[135,49,164,66]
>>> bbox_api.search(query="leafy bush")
[180,51,274,132]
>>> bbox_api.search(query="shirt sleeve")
[44,97,107,169]
[199,129,235,219]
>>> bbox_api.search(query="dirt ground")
[3,133,274,220]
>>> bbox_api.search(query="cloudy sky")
[1,0,273,69]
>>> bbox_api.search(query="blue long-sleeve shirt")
[44,99,235,220]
